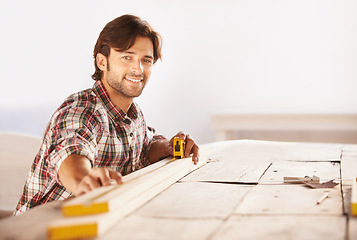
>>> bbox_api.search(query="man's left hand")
[169,131,199,164]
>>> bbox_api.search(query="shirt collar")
[92,80,138,123]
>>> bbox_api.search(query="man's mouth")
[125,77,143,83]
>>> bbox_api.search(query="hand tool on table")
[173,137,184,159]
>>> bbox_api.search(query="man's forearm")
[58,154,92,193]
[58,154,122,196]
[148,139,172,164]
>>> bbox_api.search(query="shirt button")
[130,132,134,137]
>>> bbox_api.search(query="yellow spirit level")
[173,137,184,159]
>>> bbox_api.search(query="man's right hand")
[58,154,122,196]
[73,167,123,196]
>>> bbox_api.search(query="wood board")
[182,140,342,183]
[0,200,62,240]
[197,140,342,162]
[259,161,341,183]
[61,158,185,216]
[340,151,357,184]
[101,215,222,240]
[1,140,353,240]
[133,181,252,219]
[349,215,357,240]
[211,215,346,240]
[181,158,272,183]
[351,181,357,216]
[235,160,342,215]
[340,145,357,215]
[234,184,342,215]
[47,156,207,240]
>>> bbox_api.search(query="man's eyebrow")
[120,50,154,59]
[121,50,135,54]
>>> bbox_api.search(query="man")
[14,14,199,215]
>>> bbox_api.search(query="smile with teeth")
[125,77,143,83]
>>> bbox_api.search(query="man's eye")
[143,59,153,64]
[122,56,131,60]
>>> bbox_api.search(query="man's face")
[102,37,154,99]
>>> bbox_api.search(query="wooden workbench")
[1,140,356,240]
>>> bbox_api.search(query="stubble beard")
[107,75,146,98]
[106,66,146,99]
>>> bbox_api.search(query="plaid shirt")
[14,80,164,215]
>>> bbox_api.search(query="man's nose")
[131,60,144,74]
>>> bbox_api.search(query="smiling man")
[14,15,199,215]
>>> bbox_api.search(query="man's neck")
[101,80,133,113]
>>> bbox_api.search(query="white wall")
[1,0,356,144]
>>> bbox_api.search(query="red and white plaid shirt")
[14,80,165,215]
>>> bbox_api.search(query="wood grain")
[133,181,252,219]
[101,215,222,240]
[340,144,357,217]
[183,141,341,183]
[0,200,62,240]
[0,140,353,240]
[235,184,342,215]
[341,150,357,184]
[349,216,357,240]
[235,161,342,215]
[48,156,208,239]
[259,161,341,183]
[211,215,346,240]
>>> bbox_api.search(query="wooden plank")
[0,200,62,240]
[234,184,342,215]
[349,215,357,240]
[259,161,341,183]
[62,156,207,216]
[48,156,207,240]
[203,140,342,162]
[268,141,342,161]
[132,182,252,219]
[182,140,284,183]
[183,141,341,183]
[341,150,357,184]
[181,141,270,182]
[235,161,342,215]
[352,181,357,216]
[340,146,357,215]
[211,215,346,240]
[1,141,353,240]
[101,215,222,240]
[181,158,271,183]
[341,185,352,215]
[342,144,357,152]
[61,157,177,216]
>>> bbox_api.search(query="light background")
[0,0,356,144]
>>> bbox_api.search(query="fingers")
[184,134,199,165]
[168,131,186,156]
[74,167,122,196]
[184,134,194,157]
[171,131,200,165]
[75,175,99,196]
[176,131,186,141]
[169,131,186,145]
[108,170,123,184]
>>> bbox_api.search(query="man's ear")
[96,53,107,71]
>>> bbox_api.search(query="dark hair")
[91,14,162,81]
